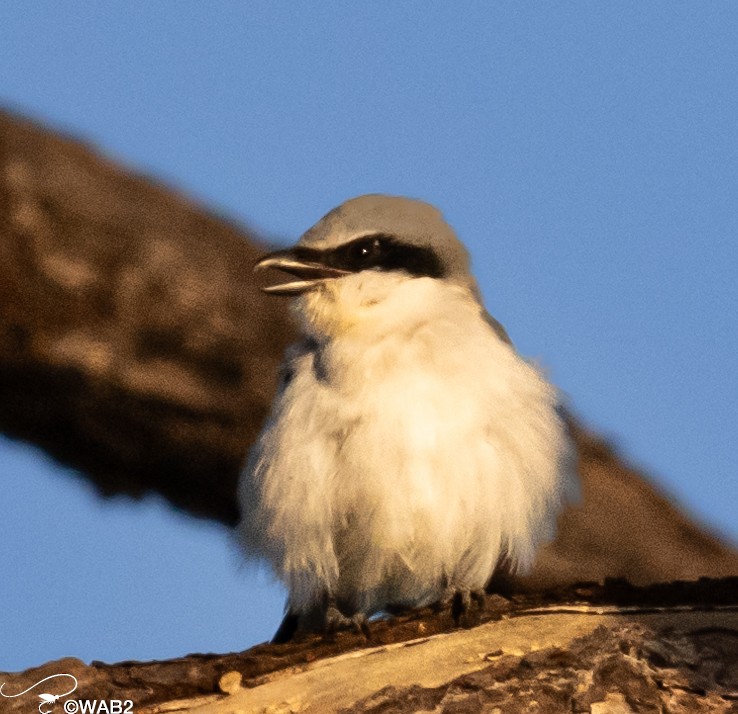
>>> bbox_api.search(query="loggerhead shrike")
[238,195,577,642]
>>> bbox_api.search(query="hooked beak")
[254,247,350,295]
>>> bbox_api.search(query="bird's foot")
[271,597,369,643]
[324,604,369,637]
[448,587,486,627]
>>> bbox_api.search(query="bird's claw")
[449,587,486,627]
[272,597,370,643]
[324,605,369,637]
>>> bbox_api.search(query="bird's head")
[255,195,481,338]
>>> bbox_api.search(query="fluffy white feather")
[239,271,576,617]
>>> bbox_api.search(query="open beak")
[254,247,350,295]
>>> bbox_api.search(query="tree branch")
[1,579,736,713]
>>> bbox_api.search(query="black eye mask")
[294,234,445,279]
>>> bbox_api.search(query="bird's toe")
[324,605,368,637]
[450,587,486,626]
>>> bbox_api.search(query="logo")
[0,674,78,714]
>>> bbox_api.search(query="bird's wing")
[275,336,320,392]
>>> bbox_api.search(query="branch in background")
[0,108,292,524]
[1,108,736,590]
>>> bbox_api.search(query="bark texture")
[1,579,737,713]
[0,109,292,524]
[1,109,736,591]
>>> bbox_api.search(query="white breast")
[238,276,575,615]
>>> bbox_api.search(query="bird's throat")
[296,282,362,339]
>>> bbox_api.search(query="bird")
[238,194,577,642]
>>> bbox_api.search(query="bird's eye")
[346,236,386,267]
[362,237,383,258]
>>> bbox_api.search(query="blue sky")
[1,2,736,670]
